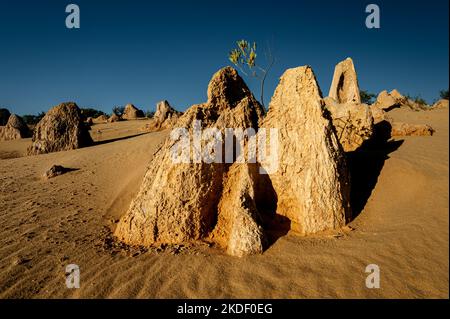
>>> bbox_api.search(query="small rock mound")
[122,104,144,120]
[115,66,352,256]
[323,97,374,152]
[0,108,11,126]
[328,58,361,104]
[43,165,73,179]
[27,102,93,155]
[432,99,449,109]
[390,122,435,137]
[261,66,351,234]
[108,114,122,123]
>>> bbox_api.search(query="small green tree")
[360,90,376,104]
[439,89,449,100]
[112,106,125,116]
[228,39,275,109]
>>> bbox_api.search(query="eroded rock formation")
[0,114,31,141]
[115,67,265,255]
[324,97,374,152]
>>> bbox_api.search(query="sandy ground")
[0,109,448,299]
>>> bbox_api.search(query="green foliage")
[360,90,376,104]
[439,89,449,100]
[0,108,11,125]
[112,106,125,116]
[145,110,155,118]
[21,111,45,125]
[80,107,106,119]
[228,39,275,108]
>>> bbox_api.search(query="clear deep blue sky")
[0,0,448,115]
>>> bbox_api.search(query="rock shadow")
[347,120,404,219]
[253,169,291,249]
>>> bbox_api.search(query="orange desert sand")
[0,105,448,298]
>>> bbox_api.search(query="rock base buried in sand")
[328,58,361,104]
[390,122,435,137]
[261,66,351,234]
[114,67,265,256]
[323,97,374,152]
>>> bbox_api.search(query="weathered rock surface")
[27,102,93,155]
[211,163,265,257]
[0,126,21,141]
[370,104,387,124]
[116,66,353,256]
[122,104,144,120]
[390,122,435,136]
[328,58,361,104]
[94,115,108,123]
[323,97,374,152]
[115,67,265,255]
[7,114,31,136]
[261,66,351,234]
[0,114,31,141]
[374,90,399,110]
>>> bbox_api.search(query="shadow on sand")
[92,132,148,146]
[347,120,404,219]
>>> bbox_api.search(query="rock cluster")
[0,114,31,141]
[115,66,351,256]
[27,102,93,155]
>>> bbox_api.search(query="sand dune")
[0,108,448,298]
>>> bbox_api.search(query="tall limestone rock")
[328,58,361,104]
[115,67,266,255]
[27,102,93,155]
[261,66,351,234]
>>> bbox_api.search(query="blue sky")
[0,0,448,115]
